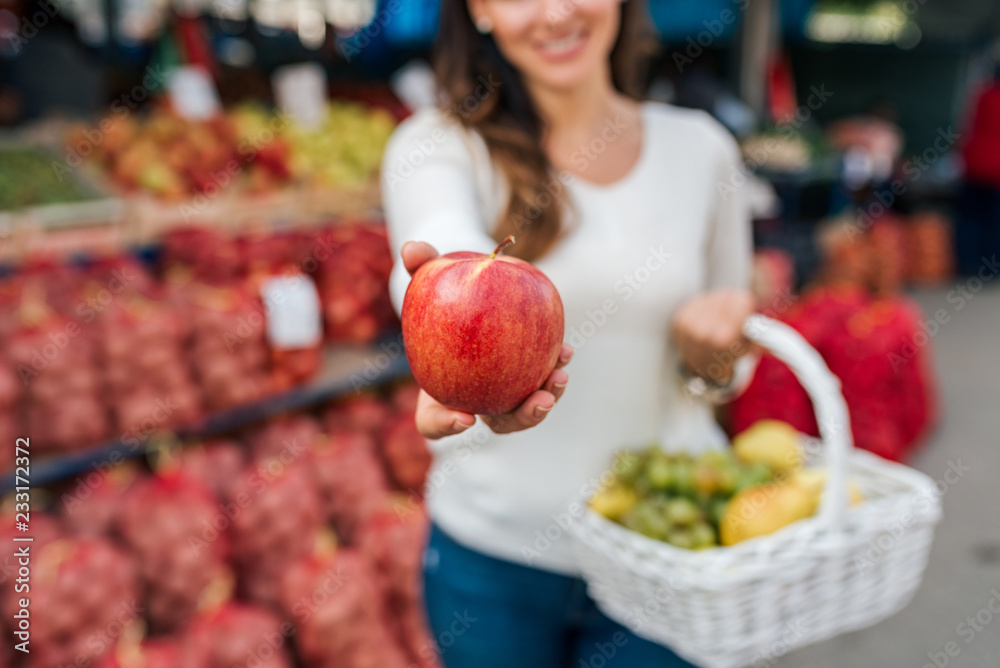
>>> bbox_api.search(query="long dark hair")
[433,0,656,261]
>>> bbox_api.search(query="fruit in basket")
[733,419,803,473]
[595,446,784,550]
[589,484,638,521]
[402,236,565,415]
[719,479,820,546]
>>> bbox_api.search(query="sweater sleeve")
[381,108,499,316]
[703,116,753,293]
[699,114,758,401]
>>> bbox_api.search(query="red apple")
[401,236,564,416]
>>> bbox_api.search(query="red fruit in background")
[60,463,141,538]
[309,431,391,543]
[117,471,229,632]
[358,498,440,668]
[380,413,431,492]
[247,414,321,461]
[279,549,410,668]
[390,383,420,415]
[0,512,63,587]
[325,394,391,436]
[95,638,191,668]
[186,602,293,668]
[227,457,323,605]
[402,237,565,415]
[179,440,246,498]
[0,537,139,668]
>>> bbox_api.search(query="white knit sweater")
[382,101,752,575]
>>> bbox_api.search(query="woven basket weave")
[568,315,941,668]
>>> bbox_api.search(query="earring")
[475,15,493,34]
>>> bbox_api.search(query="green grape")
[645,456,673,490]
[672,458,695,496]
[666,529,694,549]
[664,497,700,526]
[690,522,717,549]
[613,451,644,485]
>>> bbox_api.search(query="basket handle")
[742,314,852,531]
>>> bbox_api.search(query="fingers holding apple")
[414,388,477,439]
[401,241,439,276]
[401,236,568,436]
[414,348,571,439]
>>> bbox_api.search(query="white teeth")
[542,31,582,53]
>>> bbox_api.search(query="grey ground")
[774,285,1000,668]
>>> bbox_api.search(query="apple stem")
[490,235,516,259]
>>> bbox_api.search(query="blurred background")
[0,0,998,666]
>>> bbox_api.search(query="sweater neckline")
[564,101,652,193]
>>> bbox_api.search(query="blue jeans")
[423,523,695,668]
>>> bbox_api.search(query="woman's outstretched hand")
[671,288,755,386]
[401,241,572,440]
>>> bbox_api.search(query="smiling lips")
[534,28,589,61]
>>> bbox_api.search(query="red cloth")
[962,83,1000,187]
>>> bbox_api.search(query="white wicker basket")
[568,315,941,668]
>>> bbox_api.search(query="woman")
[382,0,755,665]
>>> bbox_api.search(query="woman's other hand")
[401,241,573,440]
[671,288,755,386]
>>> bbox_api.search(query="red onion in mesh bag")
[178,440,246,499]
[117,471,229,632]
[391,383,420,415]
[379,412,432,493]
[324,394,391,436]
[246,414,321,462]
[228,457,323,606]
[95,638,192,668]
[308,431,390,543]
[0,511,62,594]
[0,537,139,668]
[279,548,410,668]
[186,602,294,668]
[358,498,440,668]
[59,463,142,538]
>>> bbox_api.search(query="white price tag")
[272,62,328,130]
[167,66,222,120]
[260,274,323,349]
